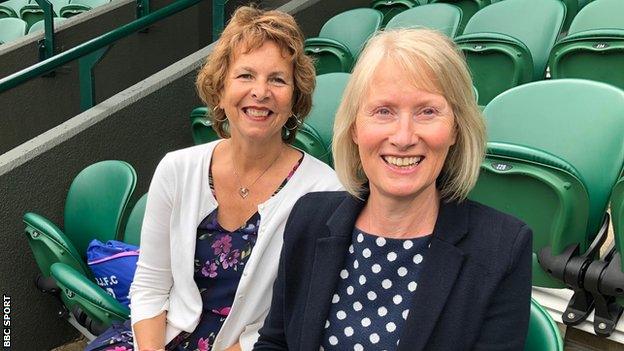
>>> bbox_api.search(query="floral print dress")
[168,155,303,351]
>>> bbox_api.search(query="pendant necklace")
[233,146,284,199]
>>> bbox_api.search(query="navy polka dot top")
[320,228,431,350]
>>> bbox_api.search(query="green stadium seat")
[59,0,109,18]
[304,8,383,74]
[370,0,425,26]
[122,192,147,247]
[455,0,565,105]
[26,16,65,34]
[190,107,220,145]
[23,160,137,279]
[0,17,27,44]
[292,122,332,166]
[525,299,563,351]
[20,0,69,30]
[429,0,490,33]
[304,72,350,166]
[550,0,624,91]
[50,262,130,335]
[0,0,29,18]
[469,79,624,288]
[385,3,462,38]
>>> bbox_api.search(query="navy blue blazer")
[254,191,532,351]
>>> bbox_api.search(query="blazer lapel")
[299,195,365,351]
[398,200,470,351]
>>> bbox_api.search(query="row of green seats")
[22,160,147,336]
[0,17,65,44]
[0,0,109,33]
[308,0,624,107]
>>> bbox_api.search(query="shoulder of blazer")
[460,199,531,274]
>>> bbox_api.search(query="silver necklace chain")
[233,147,284,199]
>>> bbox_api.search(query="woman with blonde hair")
[126,6,342,351]
[254,28,532,350]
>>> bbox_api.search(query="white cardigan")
[129,140,342,350]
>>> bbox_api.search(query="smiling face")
[352,59,457,203]
[219,40,294,143]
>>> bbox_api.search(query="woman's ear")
[351,125,358,145]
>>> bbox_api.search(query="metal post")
[212,0,226,42]
[78,47,110,111]
[34,0,55,60]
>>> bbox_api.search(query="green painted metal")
[33,0,55,59]
[136,0,150,18]
[79,46,110,111]
[0,0,205,95]
[212,0,226,42]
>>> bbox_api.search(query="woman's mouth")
[243,107,273,118]
[382,155,424,169]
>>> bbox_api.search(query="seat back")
[430,0,490,33]
[0,17,26,44]
[305,72,350,160]
[456,0,565,104]
[319,8,383,59]
[0,0,29,18]
[123,193,148,247]
[59,0,108,17]
[525,299,564,351]
[549,0,624,90]
[463,0,564,78]
[370,0,423,26]
[190,107,220,145]
[385,3,462,38]
[613,178,624,269]
[27,16,65,34]
[64,160,137,257]
[293,122,332,166]
[474,79,624,286]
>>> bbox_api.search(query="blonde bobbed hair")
[195,6,315,143]
[332,28,486,202]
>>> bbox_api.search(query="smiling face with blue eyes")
[219,40,294,144]
[352,58,457,203]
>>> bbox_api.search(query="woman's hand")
[223,342,242,351]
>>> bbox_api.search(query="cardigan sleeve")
[129,154,176,325]
[473,224,533,351]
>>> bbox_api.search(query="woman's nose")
[389,116,418,150]
[251,81,269,101]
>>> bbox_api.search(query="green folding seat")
[23,160,136,280]
[122,192,147,247]
[370,0,425,26]
[385,3,462,38]
[469,79,624,288]
[190,107,220,145]
[305,8,383,74]
[20,0,68,30]
[524,299,563,351]
[550,0,624,91]
[292,122,332,166]
[303,72,350,167]
[47,192,148,335]
[26,16,64,34]
[429,0,490,33]
[0,17,26,44]
[59,0,108,18]
[0,0,29,18]
[455,0,565,105]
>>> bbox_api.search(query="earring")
[212,105,228,122]
[284,115,301,131]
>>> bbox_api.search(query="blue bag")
[87,239,140,308]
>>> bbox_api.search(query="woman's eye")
[270,77,288,85]
[420,107,438,117]
[374,108,392,117]
[237,73,253,80]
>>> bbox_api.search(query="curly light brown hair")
[195,6,315,143]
